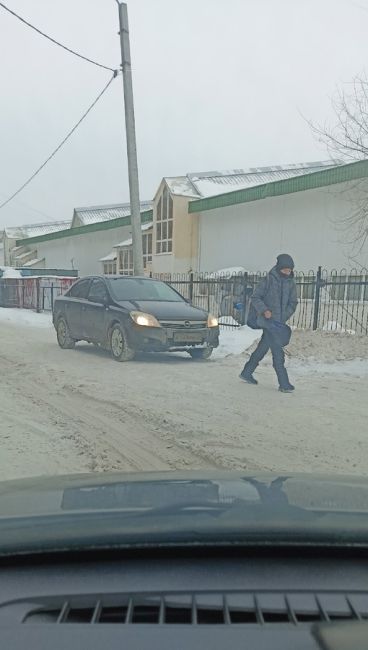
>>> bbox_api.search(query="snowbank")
[323,320,355,335]
[213,325,260,359]
[287,330,368,363]
[294,358,368,378]
[0,308,52,328]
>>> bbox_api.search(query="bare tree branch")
[309,73,368,254]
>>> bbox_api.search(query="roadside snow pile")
[294,358,368,378]
[287,330,368,363]
[242,329,368,377]
[323,320,355,335]
[0,308,52,328]
[213,325,260,359]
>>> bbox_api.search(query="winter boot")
[240,371,258,385]
[279,383,295,393]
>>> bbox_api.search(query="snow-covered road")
[0,308,367,481]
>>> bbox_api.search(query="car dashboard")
[0,547,367,650]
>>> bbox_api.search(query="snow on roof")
[73,201,153,226]
[14,250,37,262]
[99,251,117,262]
[4,220,70,239]
[114,222,153,248]
[165,160,343,199]
[208,266,249,278]
[164,177,200,198]
[22,258,45,267]
[189,161,343,197]
[0,266,22,278]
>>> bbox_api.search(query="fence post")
[312,266,322,331]
[51,284,54,314]
[36,278,41,313]
[189,270,194,303]
[240,272,248,326]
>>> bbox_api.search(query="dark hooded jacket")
[251,266,298,327]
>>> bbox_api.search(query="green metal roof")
[187,159,368,213]
[16,210,153,246]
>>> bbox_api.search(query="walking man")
[240,254,298,392]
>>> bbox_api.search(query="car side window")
[88,280,109,303]
[68,279,90,299]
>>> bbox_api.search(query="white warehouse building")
[189,159,368,272]
[3,159,368,277]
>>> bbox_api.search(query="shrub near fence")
[154,269,368,334]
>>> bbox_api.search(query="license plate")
[174,331,204,343]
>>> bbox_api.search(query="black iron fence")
[1,270,367,334]
[153,269,368,334]
[0,277,76,312]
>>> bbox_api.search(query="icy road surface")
[0,309,367,480]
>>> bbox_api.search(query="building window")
[119,231,152,274]
[143,231,152,267]
[119,248,134,275]
[103,261,116,275]
[156,186,173,254]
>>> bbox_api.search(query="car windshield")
[1,0,368,551]
[108,278,185,302]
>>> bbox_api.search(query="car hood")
[114,300,208,321]
[1,471,368,555]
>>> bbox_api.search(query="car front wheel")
[110,324,136,362]
[189,347,213,360]
[56,317,75,350]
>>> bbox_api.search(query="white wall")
[198,181,368,272]
[151,253,195,274]
[35,224,132,276]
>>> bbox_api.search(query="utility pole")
[116,1,144,276]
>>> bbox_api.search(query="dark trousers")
[242,329,290,388]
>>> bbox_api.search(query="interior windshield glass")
[1,0,368,549]
[108,278,185,302]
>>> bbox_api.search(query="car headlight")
[130,311,161,328]
[207,313,219,328]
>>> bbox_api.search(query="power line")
[0,189,54,220]
[0,72,118,211]
[0,1,117,73]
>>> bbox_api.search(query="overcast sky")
[0,0,368,228]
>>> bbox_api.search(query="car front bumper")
[129,324,220,352]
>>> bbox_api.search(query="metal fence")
[153,269,368,334]
[1,270,367,334]
[0,277,76,312]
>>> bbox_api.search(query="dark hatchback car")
[53,276,220,361]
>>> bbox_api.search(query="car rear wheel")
[56,318,75,350]
[189,347,213,360]
[110,324,136,362]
